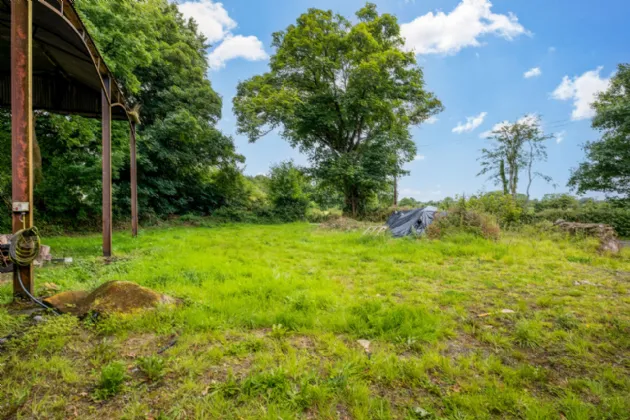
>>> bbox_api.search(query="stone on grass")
[44,281,177,317]
[357,339,371,354]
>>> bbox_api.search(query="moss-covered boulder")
[44,281,177,316]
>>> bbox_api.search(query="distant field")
[1,224,630,419]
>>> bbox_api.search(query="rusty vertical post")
[102,76,112,257]
[11,0,34,298]
[130,122,138,238]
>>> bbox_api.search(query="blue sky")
[177,0,630,201]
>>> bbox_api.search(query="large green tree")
[233,3,442,217]
[77,0,243,217]
[568,63,630,200]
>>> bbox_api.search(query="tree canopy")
[568,63,630,200]
[233,3,442,216]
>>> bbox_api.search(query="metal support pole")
[130,122,138,238]
[102,76,112,257]
[11,0,34,298]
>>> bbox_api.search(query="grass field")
[1,223,630,419]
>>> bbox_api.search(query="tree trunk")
[393,176,398,207]
[344,189,359,219]
[509,164,518,200]
[499,160,508,195]
[526,142,533,202]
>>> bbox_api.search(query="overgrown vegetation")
[427,206,501,241]
[1,224,629,418]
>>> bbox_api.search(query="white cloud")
[555,130,566,144]
[178,0,236,43]
[208,35,268,69]
[548,46,556,53]
[401,0,529,55]
[551,67,611,120]
[425,116,439,124]
[177,0,267,69]
[524,67,541,79]
[452,111,487,134]
[414,154,426,161]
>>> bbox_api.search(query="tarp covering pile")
[387,206,440,237]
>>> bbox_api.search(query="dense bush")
[533,193,580,211]
[268,162,311,221]
[535,208,630,237]
[426,201,500,240]
[305,207,343,223]
[466,192,524,227]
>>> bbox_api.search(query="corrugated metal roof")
[0,0,132,120]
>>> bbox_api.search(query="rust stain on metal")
[11,0,34,297]
[102,75,112,257]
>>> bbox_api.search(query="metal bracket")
[12,202,29,212]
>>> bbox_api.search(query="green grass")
[1,223,630,419]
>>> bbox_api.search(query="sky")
[175,0,630,201]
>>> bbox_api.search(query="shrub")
[268,161,310,221]
[94,361,127,400]
[305,207,342,223]
[427,205,500,241]
[467,192,523,227]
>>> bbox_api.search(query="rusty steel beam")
[130,122,138,238]
[11,0,34,298]
[102,75,112,257]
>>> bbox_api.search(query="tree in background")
[534,193,580,212]
[233,4,442,217]
[569,63,630,201]
[78,0,244,218]
[478,115,552,200]
[268,161,310,221]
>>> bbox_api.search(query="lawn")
[1,223,630,419]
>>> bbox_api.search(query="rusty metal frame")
[11,0,34,297]
[8,0,140,298]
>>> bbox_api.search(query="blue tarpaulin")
[386,206,440,237]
